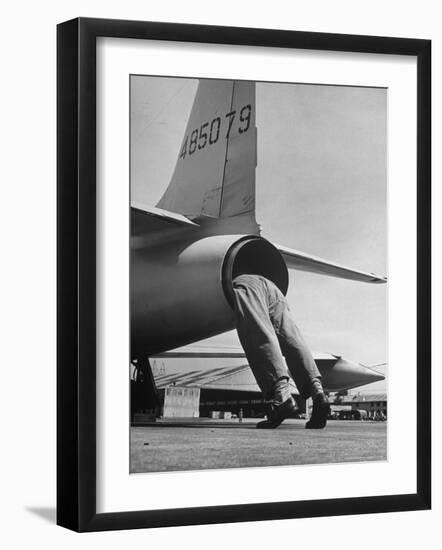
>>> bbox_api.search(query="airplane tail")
[151,79,387,284]
[156,79,257,222]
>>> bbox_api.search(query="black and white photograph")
[129,76,388,474]
[0,0,435,542]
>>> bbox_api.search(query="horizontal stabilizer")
[131,203,198,237]
[275,243,387,284]
[132,203,198,227]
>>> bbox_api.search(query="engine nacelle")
[131,233,288,356]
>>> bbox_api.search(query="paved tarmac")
[130,419,387,473]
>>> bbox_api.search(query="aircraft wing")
[152,348,336,360]
[275,243,387,284]
[151,348,385,391]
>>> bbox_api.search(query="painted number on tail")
[179,104,252,160]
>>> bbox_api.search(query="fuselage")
[130,215,286,357]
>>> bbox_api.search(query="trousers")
[232,274,321,400]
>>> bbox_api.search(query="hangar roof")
[153,365,289,393]
[154,365,259,392]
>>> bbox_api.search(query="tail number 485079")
[179,104,252,160]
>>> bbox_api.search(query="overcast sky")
[131,76,387,392]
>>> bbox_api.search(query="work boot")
[305,393,330,429]
[257,396,297,429]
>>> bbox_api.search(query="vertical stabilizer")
[157,79,257,221]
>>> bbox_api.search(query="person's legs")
[272,300,321,398]
[232,276,296,428]
[233,277,290,401]
[271,298,330,429]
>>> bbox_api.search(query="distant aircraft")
[131,79,386,396]
[152,348,385,394]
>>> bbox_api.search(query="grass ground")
[130,419,387,473]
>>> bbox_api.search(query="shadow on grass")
[131,421,307,429]
[132,423,260,429]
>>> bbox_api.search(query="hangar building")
[153,364,294,418]
[131,361,386,423]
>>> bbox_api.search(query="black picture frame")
[57,17,431,532]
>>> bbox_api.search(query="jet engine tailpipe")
[131,234,288,356]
